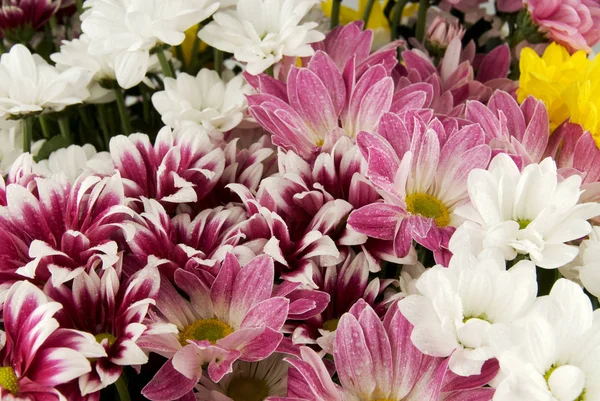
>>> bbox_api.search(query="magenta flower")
[525,0,600,52]
[247,49,394,160]
[0,0,61,40]
[110,127,225,212]
[466,90,550,168]
[348,112,491,263]
[396,40,514,117]
[126,197,248,279]
[0,281,105,400]
[282,300,498,401]
[141,254,289,400]
[0,172,133,287]
[45,264,162,396]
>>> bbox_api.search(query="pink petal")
[142,360,199,401]
[229,254,274,327]
[348,203,404,240]
[241,297,290,330]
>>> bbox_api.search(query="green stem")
[21,117,33,153]
[175,45,186,71]
[391,0,409,41]
[98,104,111,149]
[114,88,132,135]
[330,0,343,29]
[362,0,376,28]
[213,48,223,77]
[76,0,84,13]
[416,0,429,43]
[156,48,174,78]
[536,266,560,297]
[38,115,51,139]
[0,40,7,54]
[58,117,71,142]
[114,375,131,401]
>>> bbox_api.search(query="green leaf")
[33,135,71,162]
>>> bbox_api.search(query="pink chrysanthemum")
[0,281,105,400]
[110,127,225,212]
[0,0,61,39]
[348,112,491,264]
[525,0,600,52]
[45,264,163,396]
[281,300,499,401]
[140,254,289,400]
[0,171,133,287]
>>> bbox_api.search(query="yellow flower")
[174,24,208,66]
[518,42,600,147]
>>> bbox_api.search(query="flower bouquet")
[0,0,599,400]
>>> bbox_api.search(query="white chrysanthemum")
[0,44,91,118]
[0,118,44,174]
[398,249,538,376]
[80,0,219,89]
[198,0,325,75]
[51,34,179,103]
[34,144,114,182]
[493,279,600,401]
[560,226,600,298]
[152,69,249,133]
[450,153,600,269]
[194,353,288,401]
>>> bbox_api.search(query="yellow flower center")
[322,318,340,332]
[228,377,270,401]
[517,219,531,229]
[0,366,18,394]
[95,332,117,346]
[405,193,450,227]
[179,318,234,345]
[372,399,396,401]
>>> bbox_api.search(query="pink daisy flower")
[0,281,105,400]
[348,112,491,264]
[282,300,499,401]
[140,253,289,400]
[45,264,163,396]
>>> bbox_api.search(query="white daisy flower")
[398,249,538,376]
[34,144,114,182]
[198,0,325,75]
[80,0,219,89]
[194,353,288,401]
[151,69,249,134]
[494,279,600,401]
[0,44,91,118]
[450,153,600,269]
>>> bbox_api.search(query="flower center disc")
[322,318,340,332]
[95,332,117,346]
[179,318,234,345]
[405,193,450,227]
[0,366,19,394]
[228,377,270,401]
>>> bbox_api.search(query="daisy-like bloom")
[0,280,106,400]
[80,0,219,89]
[140,254,289,400]
[45,264,162,396]
[562,226,600,298]
[347,112,491,263]
[0,44,91,118]
[427,16,466,51]
[199,0,325,75]
[109,127,225,212]
[518,42,600,143]
[291,252,396,355]
[0,0,60,41]
[33,144,114,182]
[449,153,600,268]
[126,197,248,279]
[247,50,394,160]
[194,353,288,401]
[0,171,133,287]
[493,279,600,401]
[465,90,550,168]
[524,0,600,52]
[397,39,514,117]
[398,249,537,376]
[152,69,249,134]
[283,300,499,401]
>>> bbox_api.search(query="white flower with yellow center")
[198,0,325,75]
[494,279,600,401]
[398,249,537,376]
[450,153,600,269]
